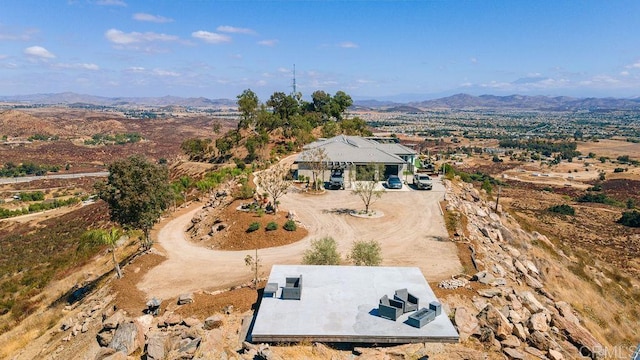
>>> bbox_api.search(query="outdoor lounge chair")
[378,295,404,321]
[282,275,302,300]
[394,288,419,313]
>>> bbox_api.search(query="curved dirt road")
[138,181,462,300]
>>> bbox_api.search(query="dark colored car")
[385,175,403,189]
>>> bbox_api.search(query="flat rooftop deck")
[250,265,459,343]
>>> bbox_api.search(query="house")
[293,135,417,185]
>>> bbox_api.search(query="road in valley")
[0,172,109,185]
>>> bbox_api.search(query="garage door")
[384,165,399,178]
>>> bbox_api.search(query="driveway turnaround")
[139,179,462,299]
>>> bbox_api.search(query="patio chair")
[378,295,404,321]
[394,288,419,313]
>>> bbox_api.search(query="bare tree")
[256,163,292,213]
[301,147,329,191]
[244,249,261,288]
[351,164,385,213]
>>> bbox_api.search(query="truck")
[413,173,433,190]
[329,169,345,190]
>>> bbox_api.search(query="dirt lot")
[139,179,462,300]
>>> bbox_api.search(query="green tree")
[330,90,353,121]
[303,237,342,265]
[351,164,385,213]
[81,227,125,278]
[349,240,382,266]
[311,90,332,120]
[96,155,170,249]
[266,92,299,124]
[237,89,260,130]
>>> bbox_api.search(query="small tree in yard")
[82,227,125,278]
[302,237,342,265]
[96,155,170,250]
[351,164,384,214]
[349,240,382,266]
[256,163,291,213]
[301,147,329,191]
[244,249,261,288]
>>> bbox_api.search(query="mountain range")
[2,92,640,111]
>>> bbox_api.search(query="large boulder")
[102,309,125,330]
[145,332,167,360]
[454,306,480,341]
[108,322,143,355]
[552,312,603,359]
[528,312,549,332]
[204,315,223,330]
[477,304,513,340]
[177,293,194,305]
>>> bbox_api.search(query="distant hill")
[0,92,236,108]
[3,92,640,111]
[407,93,640,111]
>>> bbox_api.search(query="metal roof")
[296,135,414,165]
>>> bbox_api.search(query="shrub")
[349,240,382,266]
[548,204,575,216]
[302,237,341,265]
[234,183,255,200]
[283,220,297,231]
[617,210,640,227]
[614,167,625,173]
[266,222,277,231]
[246,222,260,233]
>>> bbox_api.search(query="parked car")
[385,175,403,189]
[413,174,433,190]
[328,169,345,190]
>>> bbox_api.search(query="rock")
[102,309,124,330]
[529,312,549,332]
[552,312,603,359]
[94,347,117,360]
[478,288,502,298]
[60,318,74,331]
[223,305,234,314]
[512,323,527,340]
[81,322,90,333]
[503,347,526,359]
[178,336,201,355]
[555,301,580,325]
[287,210,297,221]
[108,322,142,355]
[182,317,201,328]
[508,310,522,324]
[524,274,544,289]
[163,312,182,326]
[520,291,546,313]
[101,351,127,360]
[528,330,551,351]
[501,335,521,348]
[548,349,564,360]
[490,277,507,286]
[473,271,495,285]
[146,333,166,360]
[135,314,154,336]
[454,306,480,341]
[477,304,513,340]
[178,293,194,305]
[204,315,223,330]
[524,346,547,359]
[513,259,529,276]
[524,260,540,275]
[97,330,114,347]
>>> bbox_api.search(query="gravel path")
[139,179,462,300]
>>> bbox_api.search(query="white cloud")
[152,69,179,77]
[231,54,242,59]
[54,63,100,70]
[191,31,231,44]
[105,29,179,45]
[625,61,640,69]
[24,46,55,59]
[470,57,477,64]
[133,13,174,23]
[96,0,126,6]
[126,66,146,72]
[216,25,255,35]
[257,39,278,47]
[339,41,358,49]
[0,27,39,41]
[256,79,267,86]
[620,71,630,76]
[277,67,290,73]
[0,54,7,59]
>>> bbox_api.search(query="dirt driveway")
[138,179,462,300]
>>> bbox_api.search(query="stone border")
[349,210,384,219]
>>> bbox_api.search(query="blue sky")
[1,0,640,101]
